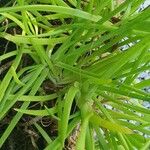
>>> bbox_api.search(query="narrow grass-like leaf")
[0,49,22,103]
[0,5,102,22]
[0,66,46,148]
[34,123,52,144]
[60,83,79,147]
[8,94,58,101]
[91,114,133,134]
[14,107,57,116]
[10,66,25,86]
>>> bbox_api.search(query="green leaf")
[14,107,57,116]
[91,114,133,134]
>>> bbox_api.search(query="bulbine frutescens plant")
[0,0,150,149]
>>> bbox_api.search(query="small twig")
[0,61,13,75]
[21,116,42,127]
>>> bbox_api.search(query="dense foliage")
[0,0,150,149]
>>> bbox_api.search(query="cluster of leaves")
[0,0,150,149]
